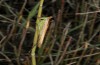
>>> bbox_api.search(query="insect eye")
[40,19,44,20]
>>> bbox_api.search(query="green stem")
[31,0,44,65]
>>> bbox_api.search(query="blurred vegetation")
[0,0,100,65]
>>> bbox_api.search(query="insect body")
[37,17,52,48]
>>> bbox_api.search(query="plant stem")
[31,0,44,65]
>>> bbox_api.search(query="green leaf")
[18,3,39,33]
[28,3,39,20]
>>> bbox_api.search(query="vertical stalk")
[31,0,44,65]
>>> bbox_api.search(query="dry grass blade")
[54,22,71,64]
